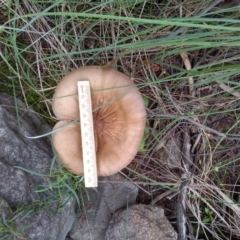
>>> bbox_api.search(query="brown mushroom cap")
[52,121,84,172]
[52,66,146,176]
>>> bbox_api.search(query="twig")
[207,184,240,217]
[180,52,194,96]
[177,131,193,240]
[98,180,180,187]
[199,0,223,15]
[181,131,193,171]
[120,171,151,196]
[151,190,175,205]
[180,51,204,163]
[218,83,240,98]
[147,109,240,140]
[191,133,202,154]
[177,175,190,240]
[147,110,226,138]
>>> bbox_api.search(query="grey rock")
[0,160,33,206]
[14,197,76,240]
[0,93,75,240]
[0,93,52,183]
[0,92,52,207]
[0,196,10,223]
[70,174,139,240]
[105,204,177,240]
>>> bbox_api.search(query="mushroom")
[52,66,146,176]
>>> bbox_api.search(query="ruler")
[77,81,98,188]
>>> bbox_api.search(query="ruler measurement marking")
[77,81,98,188]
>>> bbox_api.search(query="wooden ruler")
[77,81,98,188]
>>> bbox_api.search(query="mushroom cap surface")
[52,66,146,176]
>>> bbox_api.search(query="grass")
[1,0,240,239]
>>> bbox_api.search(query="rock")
[105,204,177,240]
[0,92,53,206]
[158,136,182,169]
[0,93,75,240]
[0,196,11,239]
[0,161,34,207]
[69,174,139,240]
[0,196,10,222]
[0,93,52,186]
[14,197,76,240]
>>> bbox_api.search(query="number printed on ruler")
[78,81,98,188]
